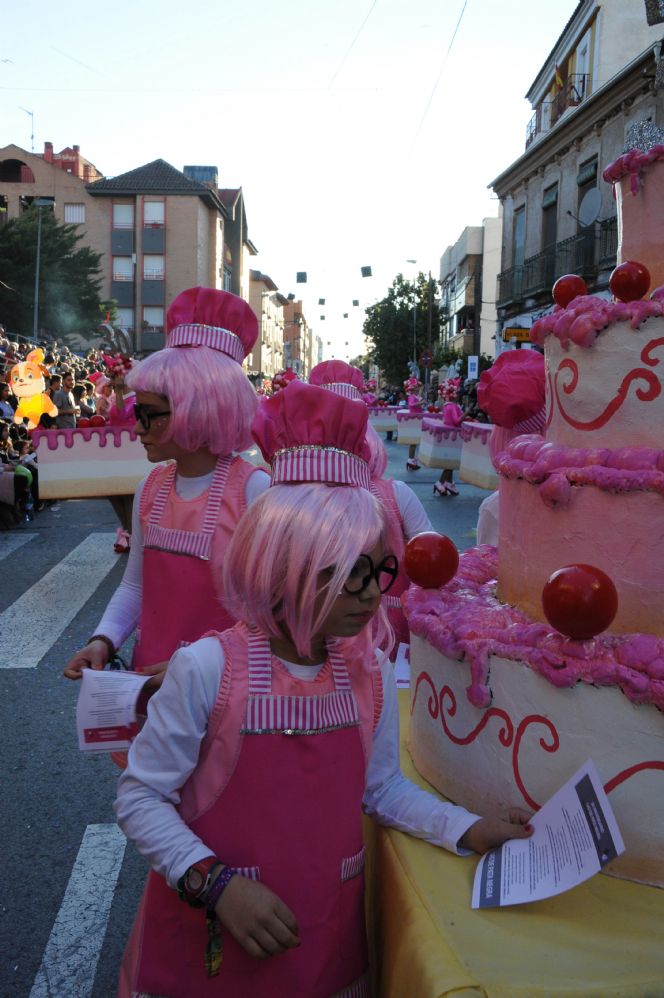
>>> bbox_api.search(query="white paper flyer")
[76,668,151,753]
[472,759,625,908]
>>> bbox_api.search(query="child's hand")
[215,875,300,960]
[459,809,533,854]
[63,640,111,679]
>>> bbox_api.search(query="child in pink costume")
[63,287,269,683]
[476,350,546,547]
[115,380,532,998]
[310,359,431,649]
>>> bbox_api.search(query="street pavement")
[0,439,488,998]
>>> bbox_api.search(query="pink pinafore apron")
[370,478,409,649]
[122,623,380,998]
[132,456,253,672]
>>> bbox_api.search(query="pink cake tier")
[459,421,498,490]
[405,547,664,888]
[603,145,664,293]
[496,435,664,636]
[418,417,463,469]
[367,405,399,434]
[395,409,423,446]
[33,426,155,499]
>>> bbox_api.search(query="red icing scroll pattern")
[411,671,663,809]
[552,337,664,432]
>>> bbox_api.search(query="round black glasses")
[134,403,171,431]
[341,553,399,596]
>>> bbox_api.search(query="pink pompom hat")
[309,359,364,400]
[166,286,258,362]
[252,379,371,489]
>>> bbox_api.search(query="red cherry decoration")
[77,417,91,428]
[404,532,459,589]
[428,405,437,413]
[89,414,106,427]
[542,563,618,640]
[609,261,650,302]
[552,274,588,308]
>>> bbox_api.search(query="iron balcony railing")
[525,74,590,146]
[497,220,618,307]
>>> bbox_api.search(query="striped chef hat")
[309,359,365,400]
[252,379,371,489]
[166,286,258,362]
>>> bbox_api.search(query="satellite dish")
[578,188,601,227]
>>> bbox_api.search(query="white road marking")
[0,531,37,560]
[0,533,119,668]
[30,824,126,998]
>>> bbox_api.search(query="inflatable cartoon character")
[10,348,58,429]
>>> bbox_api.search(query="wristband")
[206,865,237,912]
[87,634,116,660]
[177,856,219,909]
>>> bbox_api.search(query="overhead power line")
[412,0,468,145]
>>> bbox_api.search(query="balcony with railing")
[497,219,618,308]
[525,74,589,146]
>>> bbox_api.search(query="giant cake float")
[405,144,664,888]
[33,425,153,499]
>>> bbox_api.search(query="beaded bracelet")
[87,634,116,660]
[206,865,237,912]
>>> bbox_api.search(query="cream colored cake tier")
[603,145,664,295]
[33,427,155,499]
[405,548,664,888]
[458,421,497,490]
[418,417,463,469]
[532,300,664,450]
[367,406,399,434]
[496,436,664,636]
[395,410,423,446]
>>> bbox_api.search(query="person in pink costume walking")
[115,380,532,998]
[63,287,269,685]
[475,349,546,547]
[310,359,431,651]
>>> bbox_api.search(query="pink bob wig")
[125,345,258,455]
[223,483,394,665]
[365,421,388,478]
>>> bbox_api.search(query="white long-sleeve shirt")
[115,638,480,887]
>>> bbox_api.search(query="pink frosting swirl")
[602,145,664,188]
[403,546,664,710]
[531,295,664,349]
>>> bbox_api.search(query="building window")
[143,306,164,331]
[64,203,85,224]
[513,206,526,267]
[113,203,134,229]
[116,308,134,330]
[143,255,164,280]
[113,257,133,282]
[541,185,558,249]
[223,267,232,291]
[144,200,165,226]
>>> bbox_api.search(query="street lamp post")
[33,198,54,340]
[406,260,418,365]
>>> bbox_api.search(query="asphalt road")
[0,438,488,998]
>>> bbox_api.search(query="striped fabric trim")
[514,405,547,435]
[382,594,402,609]
[234,865,260,881]
[271,446,371,489]
[245,630,359,733]
[341,845,366,882]
[242,689,359,734]
[166,323,245,363]
[322,382,364,400]
[144,457,232,560]
[331,974,370,998]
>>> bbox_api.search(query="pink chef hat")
[309,359,364,400]
[477,350,545,430]
[166,286,258,362]
[252,379,371,489]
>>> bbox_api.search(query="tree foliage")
[0,206,108,339]
[362,272,445,386]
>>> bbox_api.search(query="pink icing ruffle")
[495,436,664,505]
[602,145,664,192]
[32,426,139,450]
[402,546,664,711]
[530,295,664,349]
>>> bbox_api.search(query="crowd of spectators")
[0,324,122,529]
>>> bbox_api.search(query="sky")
[3,0,579,358]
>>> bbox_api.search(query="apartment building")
[490,0,664,346]
[247,271,287,379]
[0,143,258,351]
[439,217,502,358]
[282,299,314,378]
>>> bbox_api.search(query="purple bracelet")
[206,865,237,911]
